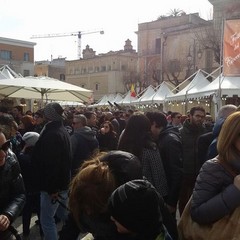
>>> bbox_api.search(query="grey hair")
[74,114,87,126]
[217,104,237,120]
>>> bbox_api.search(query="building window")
[24,52,30,61]
[101,66,106,72]
[23,70,30,77]
[95,66,99,72]
[121,65,127,71]
[108,65,111,71]
[60,74,65,81]
[155,38,161,54]
[95,83,99,91]
[0,50,12,60]
[81,84,85,88]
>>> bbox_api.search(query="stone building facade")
[65,40,138,101]
[0,37,36,76]
[34,57,66,80]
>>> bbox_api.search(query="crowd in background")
[1,102,240,240]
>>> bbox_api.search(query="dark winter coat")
[32,120,72,194]
[191,157,240,224]
[71,126,99,175]
[97,131,118,152]
[180,119,206,175]
[0,151,26,239]
[158,126,183,207]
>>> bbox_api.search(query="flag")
[130,84,136,97]
[223,19,240,76]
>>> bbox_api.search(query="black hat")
[108,179,163,238]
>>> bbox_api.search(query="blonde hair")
[69,153,116,227]
[217,111,240,162]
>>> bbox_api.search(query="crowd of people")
[1,102,240,240]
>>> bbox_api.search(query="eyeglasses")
[0,141,10,152]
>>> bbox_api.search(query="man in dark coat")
[145,111,183,218]
[178,106,206,215]
[71,114,99,176]
[32,102,72,240]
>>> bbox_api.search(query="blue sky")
[1,0,213,61]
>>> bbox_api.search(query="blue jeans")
[40,190,68,240]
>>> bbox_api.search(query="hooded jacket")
[71,126,99,176]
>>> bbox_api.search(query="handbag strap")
[217,158,238,177]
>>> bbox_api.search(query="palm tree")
[168,8,186,17]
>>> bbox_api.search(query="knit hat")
[108,179,163,238]
[44,102,64,121]
[22,132,40,147]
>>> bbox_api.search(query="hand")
[0,214,10,231]
[234,175,240,190]
[100,128,105,134]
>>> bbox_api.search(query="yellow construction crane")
[31,30,104,59]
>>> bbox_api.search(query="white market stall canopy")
[0,76,92,103]
[187,74,240,99]
[152,81,174,104]
[166,70,210,102]
[119,91,138,105]
[131,85,155,105]
[0,65,22,79]
[112,93,123,104]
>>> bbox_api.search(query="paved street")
[13,215,93,240]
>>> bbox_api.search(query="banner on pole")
[223,19,240,76]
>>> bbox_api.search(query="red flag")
[223,19,240,76]
[130,84,136,97]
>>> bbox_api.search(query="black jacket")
[158,126,183,207]
[180,119,206,175]
[32,120,72,194]
[0,151,26,239]
[71,126,99,176]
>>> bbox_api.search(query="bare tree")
[194,24,221,64]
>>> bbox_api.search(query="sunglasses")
[0,141,10,152]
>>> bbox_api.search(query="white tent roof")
[187,74,240,99]
[131,85,155,104]
[166,70,210,101]
[0,65,22,79]
[95,94,116,107]
[152,82,174,104]
[112,93,123,104]
[119,91,138,105]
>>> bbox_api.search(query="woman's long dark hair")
[118,113,151,159]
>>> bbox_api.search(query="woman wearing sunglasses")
[0,130,26,240]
